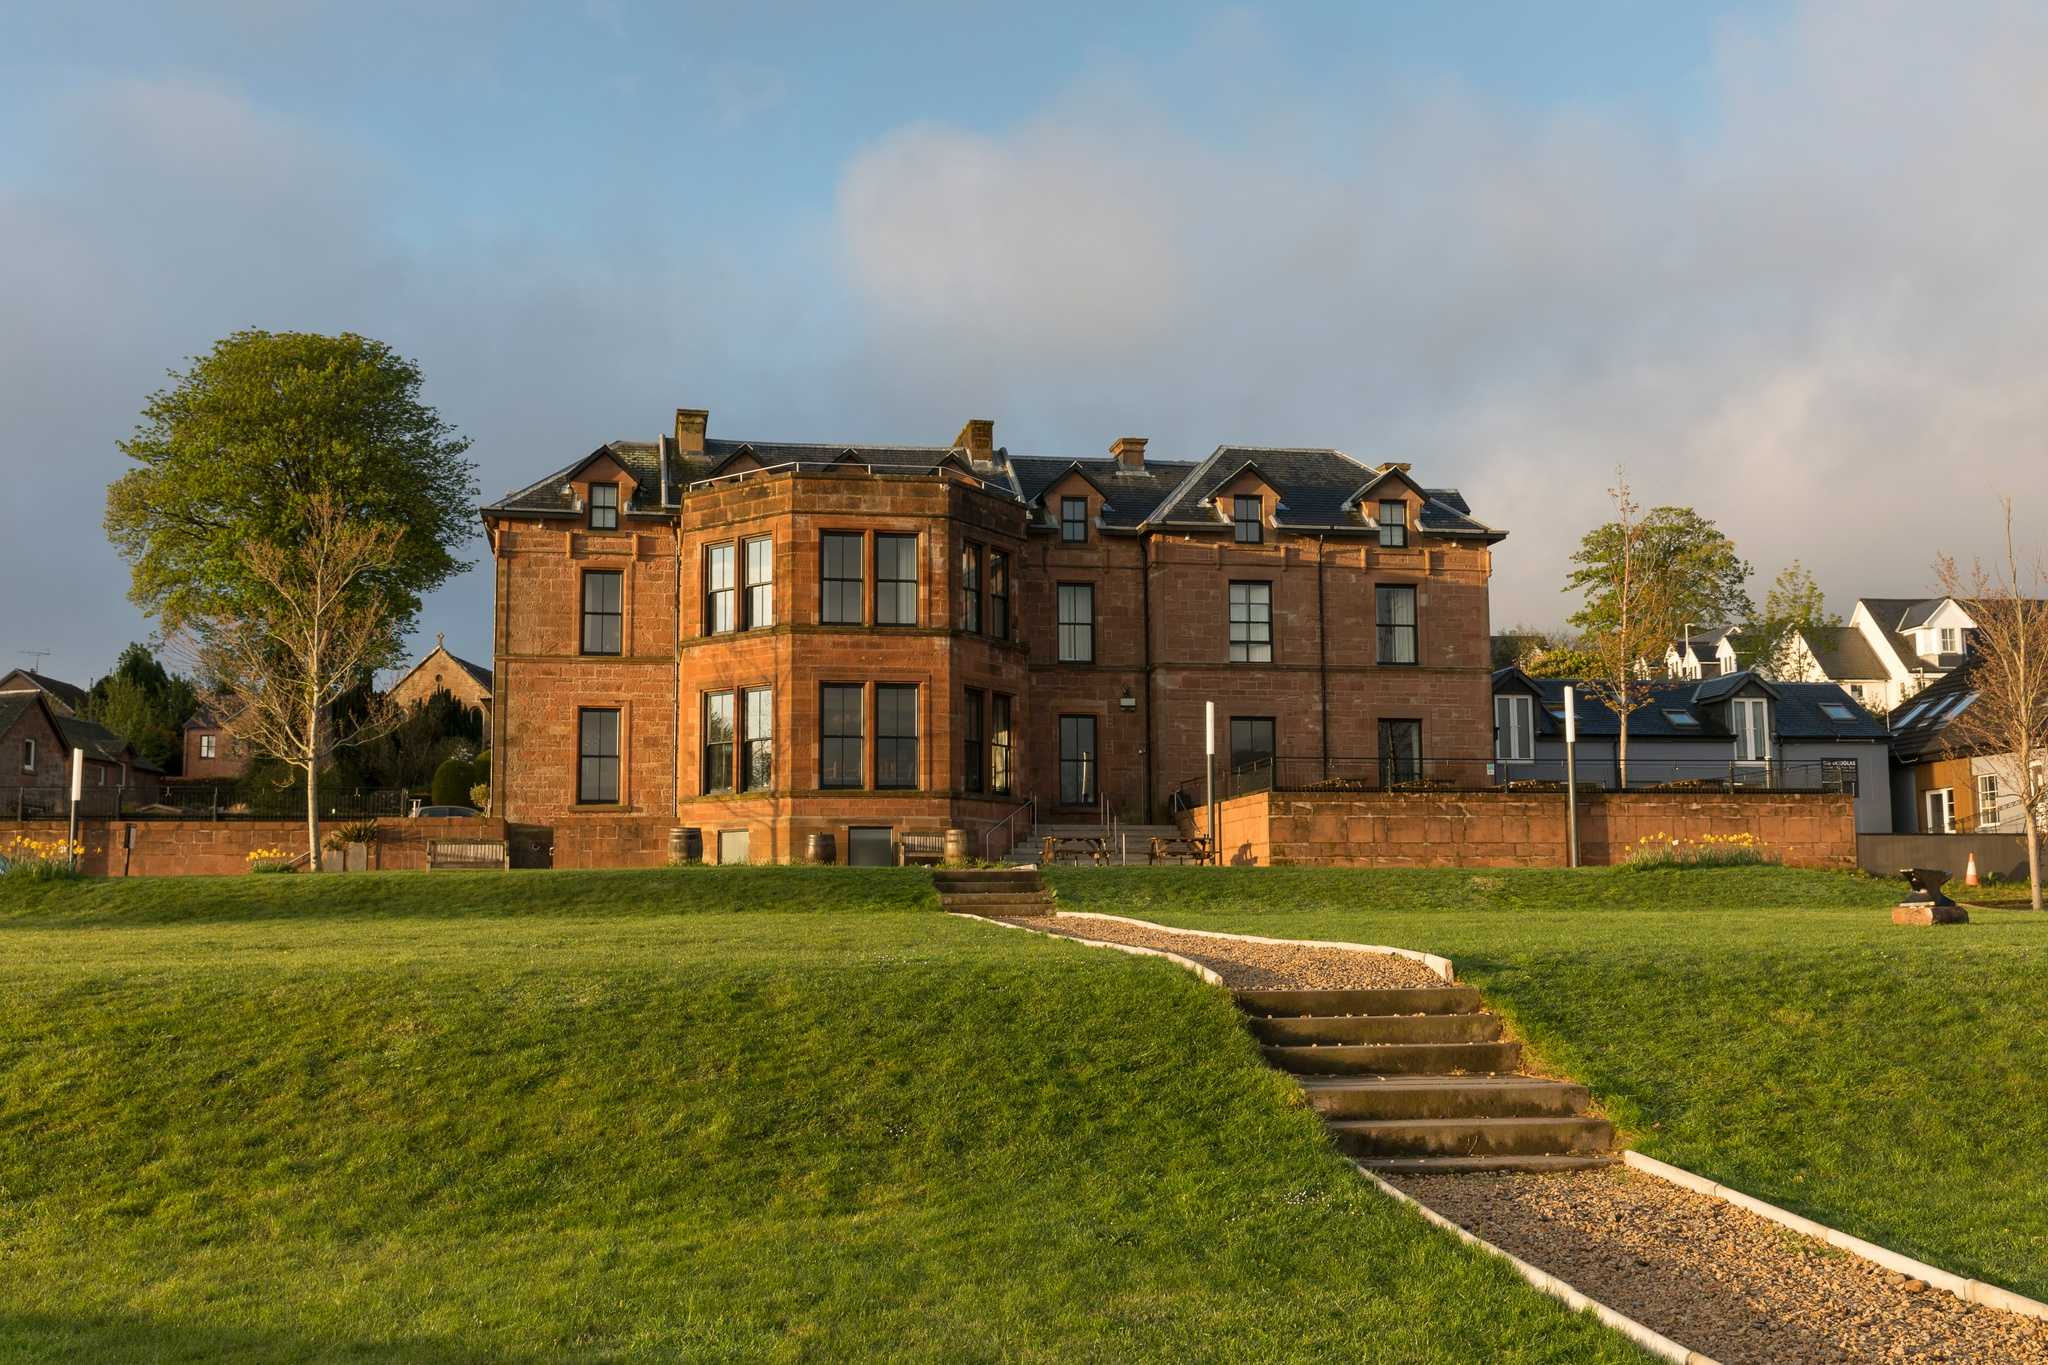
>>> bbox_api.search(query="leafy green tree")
[82,643,198,772]
[430,755,479,807]
[1518,644,1602,679]
[1565,504,1753,649]
[105,330,477,634]
[1743,561,1842,677]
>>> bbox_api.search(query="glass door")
[1058,716,1097,806]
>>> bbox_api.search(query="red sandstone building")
[481,411,1505,865]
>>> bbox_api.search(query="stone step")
[1297,1074,1592,1121]
[1235,987,1478,1019]
[932,875,1045,893]
[1327,1115,1614,1159]
[1357,1154,1620,1175]
[1261,1040,1523,1076]
[1250,1012,1503,1047]
[939,896,1059,914]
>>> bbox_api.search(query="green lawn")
[1046,865,2048,1300]
[0,868,1640,1364]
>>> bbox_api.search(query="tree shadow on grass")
[0,1311,553,1364]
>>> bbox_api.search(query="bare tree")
[1579,471,1668,789]
[1937,499,2048,911]
[187,496,406,868]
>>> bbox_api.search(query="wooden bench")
[1041,835,1107,867]
[1149,835,1210,865]
[426,839,509,871]
[897,832,947,866]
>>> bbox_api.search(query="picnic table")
[1148,834,1210,865]
[1041,834,1108,867]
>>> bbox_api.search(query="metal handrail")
[984,795,1035,860]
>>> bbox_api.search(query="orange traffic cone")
[1965,852,1979,887]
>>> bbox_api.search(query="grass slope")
[1047,865,2048,1301]
[0,869,1640,1364]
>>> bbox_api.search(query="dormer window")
[1060,496,1088,543]
[1939,627,1958,654]
[1378,500,1408,548]
[1233,495,1263,544]
[589,483,619,530]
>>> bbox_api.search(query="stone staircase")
[931,866,1058,915]
[1237,986,1615,1173]
[998,823,1190,866]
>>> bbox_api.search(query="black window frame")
[990,694,1014,795]
[1229,716,1276,773]
[875,683,919,790]
[743,535,773,629]
[963,688,986,795]
[580,569,623,656]
[961,542,982,634]
[821,683,864,789]
[1376,584,1417,665]
[822,532,865,625]
[989,551,1010,641]
[1057,582,1095,663]
[1229,581,1273,663]
[742,686,773,791]
[588,482,619,531]
[874,533,918,626]
[577,707,621,804]
[704,542,737,635]
[702,690,735,794]
[1058,714,1098,806]
[1060,496,1088,542]
[1377,499,1408,548]
[1378,717,1422,786]
[1233,494,1263,544]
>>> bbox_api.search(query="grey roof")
[1800,626,1888,680]
[1858,597,1948,670]
[1494,668,1885,743]
[0,691,38,738]
[54,713,163,773]
[1148,445,1500,539]
[484,441,683,516]
[0,668,89,713]
[1672,625,1738,653]
[1886,656,1982,764]
[1007,455,1198,529]
[447,652,493,692]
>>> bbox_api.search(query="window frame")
[741,687,773,792]
[1058,714,1098,806]
[874,683,920,790]
[961,542,982,634]
[989,551,1010,641]
[1228,716,1276,774]
[580,569,624,657]
[874,533,919,626]
[1732,696,1771,763]
[1229,581,1273,663]
[820,683,865,790]
[1377,499,1408,548]
[1494,694,1534,764]
[1925,787,1955,834]
[702,690,735,794]
[821,532,865,625]
[1378,717,1423,786]
[199,734,216,760]
[742,536,774,629]
[1057,582,1095,663]
[576,707,622,805]
[21,738,34,772]
[1976,771,2001,824]
[963,688,986,795]
[990,694,1014,795]
[588,482,619,531]
[704,542,737,636]
[1375,584,1418,665]
[1060,495,1088,543]
[1232,494,1263,544]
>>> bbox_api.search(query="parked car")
[412,805,481,818]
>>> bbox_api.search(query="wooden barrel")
[805,832,837,865]
[668,827,703,864]
[943,828,969,864]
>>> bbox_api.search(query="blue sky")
[5,0,2045,685]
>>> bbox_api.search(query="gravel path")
[1000,914,1449,990]
[1390,1167,2048,1364]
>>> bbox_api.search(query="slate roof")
[1671,625,1738,654]
[0,668,90,714]
[1886,656,1983,764]
[1493,668,1885,743]
[0,692,38,739]
[54,713,163,773]
[1858,597,1948,670]
[446,651,494,692]
[1799,626,1888,680]
[484,431,1504,542]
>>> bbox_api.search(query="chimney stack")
[1110,436,1147,469]
[675,408,708,455]
[954,418,995,463]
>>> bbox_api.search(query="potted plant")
[320,819,380,872]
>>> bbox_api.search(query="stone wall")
[1190,788,1857,869]
[0,816,506,877]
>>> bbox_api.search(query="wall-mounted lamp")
[1119,687,1136,712]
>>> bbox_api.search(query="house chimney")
[1377,461,1412,474]
[674,408,708,455]
[954,418,995,463]
[1110,436,1147,469]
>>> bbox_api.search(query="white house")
[1772,596,1980,712]
[1664,625,1741,680]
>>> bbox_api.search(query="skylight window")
[1818,702,1856,722]
[1943,691,1979,719]
[1894,701,1929,727]
[1661,709,1700,728]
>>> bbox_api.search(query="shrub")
[467,782,489,811]
[323,819,379,852]
[430,756,477,807]
[1621,831,1780,870]
[245,846,297,874]
[1,834,86,881]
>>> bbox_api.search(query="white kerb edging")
[1622,1151,2048,1323]
[1045,909,1457,983]
[948,911,1227,987]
